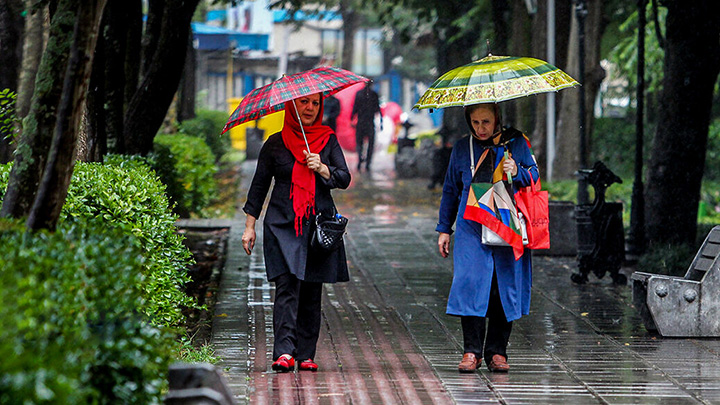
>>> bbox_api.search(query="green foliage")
[177,336,219,364]
[0,158,196,328]
[152,134,218,218]
[704,119,720,181]
[0,88,17,139]
[635,224,718,277]
[635,241,696,277]
[607,4,666,94]
[590,114,646,179]
[178,109,232,162]
[545,179,634,226]
[699,180,720,225]
[0,220,175,403]
[61,156,196,327]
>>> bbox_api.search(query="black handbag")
[310,211,348,252]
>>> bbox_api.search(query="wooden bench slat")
[700,242,720,258]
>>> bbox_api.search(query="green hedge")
[64,157,196,326]
[152,134,218,218]
[0,220,175,403]
[0,157,195,328]
[178,109,231,162]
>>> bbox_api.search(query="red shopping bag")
[515,178,550,249]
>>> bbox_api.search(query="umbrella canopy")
[222,66,370,134]
[413,55,579,110]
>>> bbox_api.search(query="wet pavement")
[210,151,720,404]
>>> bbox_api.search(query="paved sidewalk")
[211,156,720,404]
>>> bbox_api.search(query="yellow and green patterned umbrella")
[414,55,579,110]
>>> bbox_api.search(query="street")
[210,152,720,404]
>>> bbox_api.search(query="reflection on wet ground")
[211,153,720,404]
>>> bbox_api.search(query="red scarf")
[281,98,333,236]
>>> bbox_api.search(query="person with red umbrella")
[226,66,367,373]
[240,92,351,373]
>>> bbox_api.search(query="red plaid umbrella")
[222,66,370,134]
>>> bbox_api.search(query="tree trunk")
[491,0,510,55]
[123,0,200,156]
[531,0,548,173]
[0,0,76,219]
[339,0,357,71]
[86,0,129,161]
[554,0,572,75]
[582,0,607,160]
[0,0,24,91]
[27,0,106,231]
[0,0,25,162]
[553,0,606,180]
[505,0,533,132]
[122,0,141,150]
[434,1,476,146]
[84,6,106,162]
[177,30,196,122]
[16,2,44,120]
[645,0,720,246]
[141,0,164,80]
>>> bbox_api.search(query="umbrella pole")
[291,100,311,152]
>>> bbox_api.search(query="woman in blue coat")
[436,103,538,373]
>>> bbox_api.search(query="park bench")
[631,225,720,337]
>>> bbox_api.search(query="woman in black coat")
[241,92,351,373]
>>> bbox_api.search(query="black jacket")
[243,132,351,283]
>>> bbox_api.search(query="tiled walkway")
[209,158,720,404]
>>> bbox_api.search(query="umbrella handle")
[504,149,513,183]
[291,100,311,153]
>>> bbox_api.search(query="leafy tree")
[0,0,24,163]
[609,4,666,95]
[0,0,107,230]
[83,0,201,158]
[25,0,108,231]
[122,0,201,155]
[645,0,720,246]
[554,0,613,180]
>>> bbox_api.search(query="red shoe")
[272,354,295,372]
[298,359,318,372]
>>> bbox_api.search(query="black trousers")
[461,271,513,364]
[355,123,375,170]
[272,272,323,361]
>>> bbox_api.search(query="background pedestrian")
[351,82,382,172]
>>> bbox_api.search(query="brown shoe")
[458,353,481,373]
[487,354,509,372]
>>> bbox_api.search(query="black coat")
[243,132,351,283]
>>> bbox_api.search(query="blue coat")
[436,133,538,322]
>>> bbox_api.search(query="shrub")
[63,157,196,327]
[0,158,196,328]
[178,109,231,162]
[0,220,175,403]
[704,119,720,181]
[590,115,638,179]
[0,88,16,139]
[152,134,218,218]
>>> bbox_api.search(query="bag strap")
[469,136,490,177]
